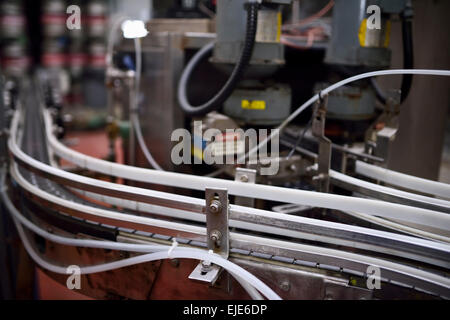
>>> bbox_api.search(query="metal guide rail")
[40,107,450,235]
[3,81,450,299]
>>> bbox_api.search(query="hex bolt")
[210,230,222,247]
[209,199,222,213]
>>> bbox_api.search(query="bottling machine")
[1,0,449,300]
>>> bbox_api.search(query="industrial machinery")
[1,0,450,301]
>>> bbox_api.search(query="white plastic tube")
[75,186,450,244]
[37,111,450,231]
[11,161,450,268]
[0,174,267,300]
[342,210,450,244]
[106,15,129,68]
[107,15,163,171]
[9,162,207,239]
[11,213,279,299]
[13,200,450,298]
[330,169,450,209]
[5,167,450,295]
[244,69,450,161]
[355,160,450,200]
[1,183,168,253]
[131,36,164,171]
[7,111,450,294]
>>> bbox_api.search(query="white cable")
[131,113,164,170]
[11,161,450,267]
[355,160,450,200]
[106,15,164,171]
[342,210,450,244]
[4,162,450,295]
[42,68,450,211]
[11,214,279,299]
[2,164,260,299]
[106,15,129,68]
[0,183,169,253]
[240,69,450,163]
[131,37,164,171]
[329,169,450,210]
[11,192,450,298]
[74,185,450,244]
[43,108,450,240]
[14,110,450,232]
[0,175,269,300]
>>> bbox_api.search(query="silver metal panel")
[122,32,185,172]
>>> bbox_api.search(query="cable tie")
[168,238,178,258]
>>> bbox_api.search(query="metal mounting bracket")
[234,168,256,207]
[205,188,230,258]
[312,96,331,193]
[189,188,230,285]
[372,90,401,161]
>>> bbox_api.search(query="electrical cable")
[177,1,259,116]
[281,1,334,50]
[283,0,334,31]
[371,1,414,104]
[241,69,450,165]
[207,69,450,177]
[287,114,314,159]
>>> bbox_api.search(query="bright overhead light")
[121,20,148,39]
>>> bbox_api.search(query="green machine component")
[214,0,292,126]
[223,82,291,126]
[324,0,410,121]
[177,0,292,126]
[325,0,407,68]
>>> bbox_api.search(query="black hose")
[400,15,414,102]
[177,2,259,117]
[372,6,414,105]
